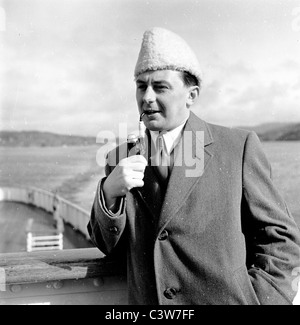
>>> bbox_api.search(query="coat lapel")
[156,112,214,234]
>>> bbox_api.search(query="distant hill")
[0,130,96,147]
[1,123,300,147]
[238,122,300,141]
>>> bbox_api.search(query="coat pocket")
[233,266,260,305]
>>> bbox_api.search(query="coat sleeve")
[87,178,127,255]
[87,145,128,257]
[242,131,300,305]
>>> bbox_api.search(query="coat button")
[158,229,169,241]
[164,287,178,299]
[109,226,119,234]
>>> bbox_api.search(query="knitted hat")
[134,27,202,86]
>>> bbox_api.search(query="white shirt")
[149,116,189,155]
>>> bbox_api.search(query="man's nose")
[143,87,156,104]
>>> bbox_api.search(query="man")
[88,27,300,305]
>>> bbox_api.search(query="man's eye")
[137,85,146,91]
[155,85,168,91]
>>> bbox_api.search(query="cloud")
[1,0,300,135]
[1,23,139,135]
[194,56,300,127]
[231,82,288,106]
[280,59,300,71]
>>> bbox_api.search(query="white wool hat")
[134,27,202,86]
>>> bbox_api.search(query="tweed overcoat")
[88,111,300,305]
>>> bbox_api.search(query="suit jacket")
[88,111,300,305]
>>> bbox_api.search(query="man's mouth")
[143,110,162,116]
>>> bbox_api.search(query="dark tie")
[154,132,174,182]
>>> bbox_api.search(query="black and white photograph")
[0,0,300,307]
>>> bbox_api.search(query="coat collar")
[187,111,214,147]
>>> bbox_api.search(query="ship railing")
[0,186,127,305]
[0,186,90,240]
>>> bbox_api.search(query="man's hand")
[103,155,147,210]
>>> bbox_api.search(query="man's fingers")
[131,162,147,172]
[122,171,144,187]
[119,156,147,173]
[130,170,145,180]
[122,171,145,190]
[130,179,144,188]
[128,155,148,164]
[121,155,148,166]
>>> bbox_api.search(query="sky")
[0,0,300,137]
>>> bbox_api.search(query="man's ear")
[186,86,200,107]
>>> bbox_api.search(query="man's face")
[135,70,192,131]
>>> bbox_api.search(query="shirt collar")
[149,115,189,155]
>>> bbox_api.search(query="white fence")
[27,232,63,252]
[0,187,91,240]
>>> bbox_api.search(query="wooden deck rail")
[0,248,127,305]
